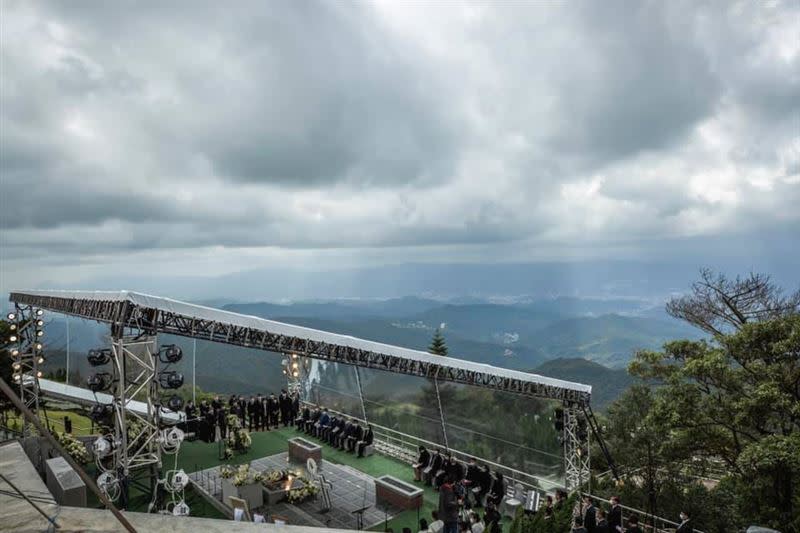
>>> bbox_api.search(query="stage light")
[172,501,190,516]
[160,344,183,363]
[36,371,43,378]
[13,373,21,381]
[166,395,184,412]
[159,371,184,389]
[282,369,287,375]
[36,319,44,327]
[9,335,17,343]
[7,312,15,320]
[9,324,16,331]
[93,436,113,458]
[87,348,112,366]
[292,370,299,378]
[36,309,43,316]
[11,349,19,356]
[35,343,43,350]
[292,362,299,370]
[89,403,112,423]
[37,356,44,364]
[36,330,44,337]
[87,373,112,392]
[291,353,298,360]
[12,363,20,370]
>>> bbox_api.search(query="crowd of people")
[183,389,301,442]
[294,404,375,457]
[570,495,693,533]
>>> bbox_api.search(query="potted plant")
[220,464,264,510]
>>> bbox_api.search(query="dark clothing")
[676,521,693,533]
[487,478,504,507]
[445,461,464,484]
[584,504,597,533]
[608,506,622,532]
[216,408,227,439]
[279,393,292,426]
[595,519,610,533]
[268,397,279,427]
[425,454,443,485]
[437,483,460,524]
[357,428,374,456]
[247,400,258,431]
[625,527,642,533]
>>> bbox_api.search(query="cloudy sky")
[1,0,798,297]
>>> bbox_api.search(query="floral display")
[220,463,265,487]
[56,432,89,464]
[225,414,251,453]
[286,477,318,504]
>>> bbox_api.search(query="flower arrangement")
[225,414,252,453]
[262,469,290,485]
[286,477,318,504]
[220,464,266,487]
[57,432,89,464]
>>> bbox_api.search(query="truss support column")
[563,404,590,492]
[433,377,449,451]
[9,303,45,436]
[354,366,368,422]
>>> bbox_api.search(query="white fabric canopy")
[15,289,592,395]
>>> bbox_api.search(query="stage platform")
[190,452,404,530]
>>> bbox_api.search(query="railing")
[580,492,706,533]
[300,402,564,498]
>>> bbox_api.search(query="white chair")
[501,483,523,518]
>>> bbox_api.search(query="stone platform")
[189,452,401,530]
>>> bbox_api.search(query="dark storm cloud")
[0,0,798,281]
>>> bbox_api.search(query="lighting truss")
[7,303,46,434]
[562,405,590,492]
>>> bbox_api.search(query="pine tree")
[428,328,448,356]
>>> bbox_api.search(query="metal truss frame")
[9,303,46,435]
[563,404,590,492]
[9,292,591,406]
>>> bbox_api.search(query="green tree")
[428,328,448,356]
[625,272,800,530]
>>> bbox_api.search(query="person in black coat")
[216,405,227,439]
[445,456,464,487]
[608,496,622,532]
[268,393,280,428]
[357,424,374,457]
[414,446,431,481]
[279,390,291,426]
[184,401,196,438]
[676,511,692,533]
[348,422,363,452]
[237,396,246,426]
[486,472,504,507]
[203,408,215,443]
[290,392,300,424]
[246,396,258,431]
[211,395,222,412]
[595,509,610,533]
[583,495,597,533]
[425,450,444,486]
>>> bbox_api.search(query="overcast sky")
[1,1,798,296]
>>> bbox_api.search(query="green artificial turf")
[178,426,511,531]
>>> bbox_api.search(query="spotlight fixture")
[159,344,183,364]
[7,312,16,320]
[93,436,113,458]
[87,348,112,366]
[11,349,19,356]
[37,357,44,364]
[36,319,44,327]
[36,330,44,337]
[87,372,113,393]
[36,371,43,378]
[166,395,184,412]
[89,403,113,423]
[13,374,21,382]
[36,309,44,316]
[159,371,184,389]
[9,324,16,331]
[12,362,20,370]
[9,335,17,343]
[35,343,43,350]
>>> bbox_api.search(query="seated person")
[333,417,346,447]
[357,424,374,457]
[296,404,310,429]
[427,510,444,533]
[483,503,501,533]
[424,449,443,486]
[327,415,339,444]
[445,455,464,488]
[339,418,353,449]
[306,406,320,434]
[413,445,431,481]
[434,454,453,489]
[347,421,363,452]
[315,408,330,439]
[486,472,504,508]
[468,512,485,533]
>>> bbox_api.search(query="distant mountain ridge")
[533,358,636,409]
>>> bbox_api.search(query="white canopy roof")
[13,289,592,396]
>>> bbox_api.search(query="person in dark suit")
[357,424,373,457]
[290,392,300,424]
[254,394,264,430]
[582,495,597,533]
[348,421,363,452]
[247,396,258,431]
[445,456,463,489]
[608,496,622,532]
[624,515,642,533]
[486,472,504,507]
[414,446,431,481]
[425,449,443,486]
[227,394,236,409]
[237,396,246,426]
[279,390,291,426]
[203,407,215,443]
[184,400,196,438]
[268,393,280,428]
[595,509,610,533]
[676,511,692,533]
[216,404,227,439]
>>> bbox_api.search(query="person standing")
[268,393,280,428]
[582,495,597,533]
[608,496,622,533]
[247,396,258,431]
[437,475,460,533]
[237,395,246,427]
[291,391,300,424]
[184,400,196,438]
[676,511,692,533]
[595,509,610,533]
[279,390,291,426]
[572,516,587,533]
[624,516,642,533]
